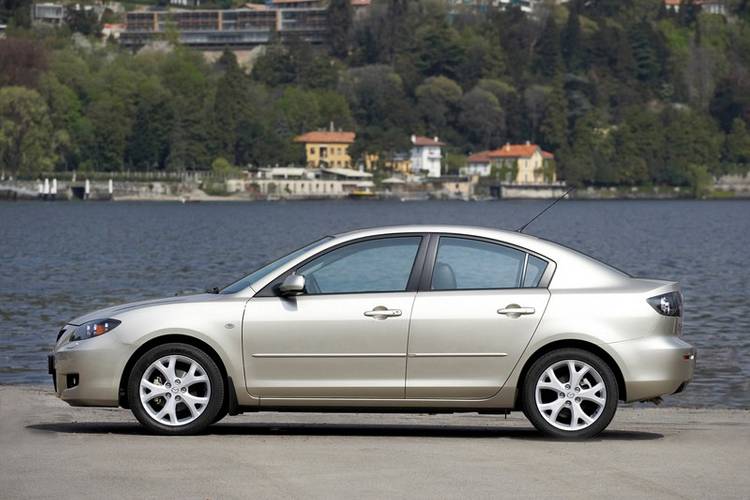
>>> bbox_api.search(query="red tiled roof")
[294,131,356,144]
[490,143,540,158]
[468,144,555,162]
[467,151,493,163]
[412,135,445,147]
[351,0,370,6]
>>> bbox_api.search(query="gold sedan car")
[49,225,695,438]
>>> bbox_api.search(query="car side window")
[297,237,421,295]
[523,255,548,288]
[431,237,526,290]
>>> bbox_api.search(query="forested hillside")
[1,0,750,187]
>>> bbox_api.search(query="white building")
[227,167,374,199]
[31,3,64,26]
[663,0,727,15]
[410,135,445,178]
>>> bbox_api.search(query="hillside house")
[410,135,445,178]
[463,142,556,184]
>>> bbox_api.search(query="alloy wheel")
[139,354,211,427]
[534,359,606,431]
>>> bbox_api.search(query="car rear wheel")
[127,343,224,435]
[522,348,618,439]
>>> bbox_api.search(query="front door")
[243,236,425,399]
[406,236,551,399]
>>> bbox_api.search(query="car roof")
[332,225,543,248]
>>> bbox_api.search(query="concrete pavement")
[1,385,748,499]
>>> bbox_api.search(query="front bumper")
[50,330,126,407]
[609,335,696,402]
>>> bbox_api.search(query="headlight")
[647,292,682,317]
[70,319,121,341]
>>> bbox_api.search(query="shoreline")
[2,194,750,202]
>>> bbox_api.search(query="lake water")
[1,200,748,408]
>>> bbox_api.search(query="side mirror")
[279,274,305,296]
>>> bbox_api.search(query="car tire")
[211,408,228,425]
[128,343,225,435]
[522,348,618,439]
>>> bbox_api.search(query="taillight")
[647,292,682,317]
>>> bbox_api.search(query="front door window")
[298,237,422,295]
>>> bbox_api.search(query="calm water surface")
[1,200,748,408]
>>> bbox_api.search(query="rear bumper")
[609,335,696,402]
[50,334,125,407]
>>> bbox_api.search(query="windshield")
[220,237,333,294]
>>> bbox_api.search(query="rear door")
[406,235,551,399]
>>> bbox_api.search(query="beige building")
[463,142,556,184]
[294,131,356,168]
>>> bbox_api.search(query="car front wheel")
[127,343,224,435]
[522,348,618,439]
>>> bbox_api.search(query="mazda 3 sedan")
[49,225,695,438]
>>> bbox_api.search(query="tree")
[415,76,462,135]
[328,0,353,58]
[456,29,505,88]
[65,7,101,37]
[0,86,56,177]
[725,117,750,164]
[539,83,568,153]
[413,19,466,81]
[685,39,717,110]
[562,0,584,72]
[458,87,505,150]
[524,85,550,142]
[211,157,240,178]
[534,15,562,79]
[558,111,611,186]
[213,50,249,161]
[125,77,173,170]
[0,38,48,88]
[661,108,723,183]
[629,20,663,85]
[161,50,213,170]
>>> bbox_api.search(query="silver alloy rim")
[535,359,606,431]
[139,354,211,427]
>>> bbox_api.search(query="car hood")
[67,293,225,325]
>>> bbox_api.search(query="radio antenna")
[516,186,576,233]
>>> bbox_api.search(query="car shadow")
[27,421,663,441]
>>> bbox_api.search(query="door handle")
[364,307,402,319]
[497,305,535,317]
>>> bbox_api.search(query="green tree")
[539,83,568,153]
[213,50,249,161]
[161,50,213,170]
[559,111,612,186]
[415,76,462,135]
[328,0,353,58]
[458,87,504,150]
[724,117,750,164]
[125,77,173,170]
[65,7,101,37]
[562,0,584,72]
[0,86,56,177]
[534,15,562,79]
[661,108,723,184]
